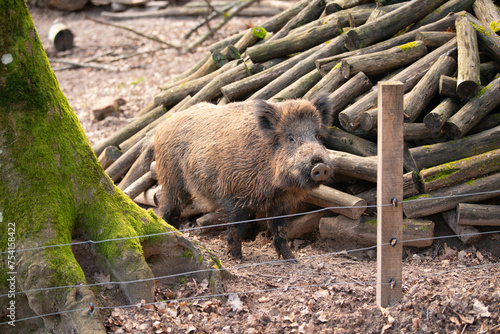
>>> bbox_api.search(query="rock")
[92,96,124,121]
[47,0,88,11]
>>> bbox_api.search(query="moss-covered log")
[0,3,222,333]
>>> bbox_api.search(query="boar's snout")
[310,160,331,182]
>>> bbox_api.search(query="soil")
[29,4,500,334]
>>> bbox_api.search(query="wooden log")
[324,126,377,157]
[267,0,326,42]
[123,171,156,200]
[457,203,500,227]
[423,98,461,131]
[480,61,500,85]
[181,61,252,109]
[418,149,500,193]
[249,33,351,100]
[403,123,444,141]
[133,187,158,207]
[410,0,475,31]
[233,26,267,54]
[247,17,342,64]
[403,172,500,219]
[305,185,367,219]
[441,209,481,245]
[409,125,500,170]
[318,40,428,77]
[270,69,323,101]
[469,113,500,135]
[438,75,460,99]
[286,211,326,240]
[472,0,500,30]
[118,139,154,190]
[338,38,457,132]
[455,15,481,100]
[221,45,322,102]
[404,55,457,122]
[328,149,377,183]
[329,0,372,9]
[416,31,456,49]
[324,71,372,124]
[92,105,165,157]
[105,137,146,183]
[48,19,74,51]
[319,216,435,248]
[465,13,500,64]
[303,62,349,100]
[443,76,500,139]
[98,145,122,170]
[352,0,449,49]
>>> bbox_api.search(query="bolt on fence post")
[376,81,404,307]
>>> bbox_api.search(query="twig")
[106,47,167,63]
[184,0,260,53]
[84,15,181,51]
[184,2,234,39]
[49,58,118,71]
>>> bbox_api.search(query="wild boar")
[154,95,333,260]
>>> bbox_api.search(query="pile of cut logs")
[93,0,500,248]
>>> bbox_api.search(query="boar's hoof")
[311,163,330,182]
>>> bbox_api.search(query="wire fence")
[1,189,499,327]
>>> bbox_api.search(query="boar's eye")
[288,136,295,142]
[315,133,324,141]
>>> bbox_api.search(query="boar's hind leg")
[225,209,253,261]
[268,217,295,261]
[158,184,189,228]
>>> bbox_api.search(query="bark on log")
[439,75,460,99]
[270,69,323,101]
[123,171,156,200]
[416,31,456,49]
[118,139,154,190]
[403,172,500,219]
[247,17,342,64]
[443,76,500,139]
[324,126,377,157]
[352,0,449,49]
[318,40,429,77]
[286,210,326,239]
[338,38,457,132]
[303,61,350,100]
[457,203,500,227]
[249,33,351,100]
[441,209,481,245]
[319,216,435,248]
[329,0,372,9]
[410,0,475,31]
[155,59,240,109]
[472,0,500,30]
[221,45,322,101]
[465,13,500,64]
[409,125,500,170]
[328,149,377,183]
[92,105,165,157]
[423,98,461,131]
[404,55,457,122]
[98,145,122,170]
[418,149,500,193]
[182,61,252,109]
[324,72,372,124]
[105,137,146,183]
[267,0,326,41]
[305,185,367,219]
[455,15,481,100]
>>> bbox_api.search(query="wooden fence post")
[377,81,404,307]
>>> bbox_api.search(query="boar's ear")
[255,99,280,141]
[311,93,333,127]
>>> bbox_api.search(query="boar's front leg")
[225,208,253,261]
[268,217,295,261]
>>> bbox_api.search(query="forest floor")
[29,4,500,333]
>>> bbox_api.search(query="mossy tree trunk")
[0,2,221,333]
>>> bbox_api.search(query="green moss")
[252,26,267,39]
[404,193,430,202]
[129,77,144,85]
[425,168,458,182]
[182,248,194,258]
[397,41,420,51]
[490,20,500,33]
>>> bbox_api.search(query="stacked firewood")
[93,0,500,247]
